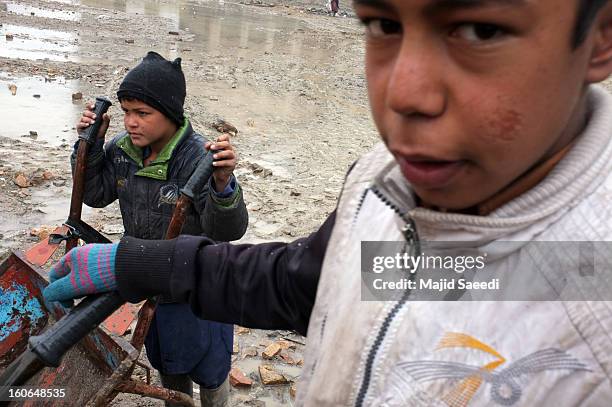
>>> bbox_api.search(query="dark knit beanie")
[117,51,186,126]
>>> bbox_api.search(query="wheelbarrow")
[0,97,215,406]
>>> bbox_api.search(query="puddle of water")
[0,74,83,146]
[0,186,91,241]
[0,24,79,62]
[80,0,331,61]
[30,187,92,228]
[6,2,81,21]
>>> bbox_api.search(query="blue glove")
[43,243,118,307]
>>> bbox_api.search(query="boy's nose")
[386,40,447,118]
[125,114,138,129]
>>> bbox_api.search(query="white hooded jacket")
[296,86,612,406]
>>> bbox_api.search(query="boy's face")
[355,0,599,210]
[120,99,177,150]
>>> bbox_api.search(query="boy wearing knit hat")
[72,51,248,406]
[46,1,612,405]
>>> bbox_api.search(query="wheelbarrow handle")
[79,97,112,144]
[28,292,124,368]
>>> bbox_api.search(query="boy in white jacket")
[45,0,612,405]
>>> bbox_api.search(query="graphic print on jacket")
[158,184,179,207]
[381,332,590,407]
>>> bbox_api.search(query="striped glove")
[43,243,118,308]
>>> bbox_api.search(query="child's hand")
[43,243,119,307]
[76,101,111,139]
[205,133,237,193]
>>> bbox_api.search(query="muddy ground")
[0,0,378,405]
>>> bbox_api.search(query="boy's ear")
[586,2,612,83]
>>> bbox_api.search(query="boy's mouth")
[397,155,466,189]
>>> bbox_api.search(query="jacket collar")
[117,118,192,180]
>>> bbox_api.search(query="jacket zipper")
[354,185,419,407]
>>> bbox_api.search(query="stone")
[100,224,124,235]
[229,367,253,388]
[232,342,239,354]
[212,119,238,136]
[279,351,295,365]
[277,340,297,350]
[168,31,180,35]
[125,39,134,44]
[42,170,54,180]
[71,92,83,101]
[8,84,17,95]
[14,174,30,188]
[290,382,297,399]
[258,365,288,385]
[262,342,282,359]
[5,34,13,41]
[243,347,258,358]
[30,225,54,240]
[235,326,250,335]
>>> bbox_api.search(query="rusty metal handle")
[165,152,215,239]
[28,292,124,367]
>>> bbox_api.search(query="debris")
[246,119,255,127]
[14,174,30,188]
[53,180,67,187]
[262,342,282,359]
[29,131,38,137]
[125,39,134,44]
[212,119,238,135]
[42,170,54,180]
[236,326,251,335]
[8,84,17,95]
[279,351,296,365]
[168,31,180,35]
[101,224,124,235]
[30,225,55,240]
[290,382,297,398]
[209,95,219,101]
[5,34,13,41]
[290,190,301,197]
[33,94,41,99]
[233,342,239,354]
[229,367,253,388]
[243,347,258,358]
[248,162,273,178]
[72,92,83,101]
[258,365,288,385]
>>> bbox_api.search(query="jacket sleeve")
[116,210,336,336]
[193,171,248,242]
[70,138,118,208]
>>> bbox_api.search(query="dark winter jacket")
[72,119,248,241]
[115,210,335,336]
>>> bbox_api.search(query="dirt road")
[0,0,378,405]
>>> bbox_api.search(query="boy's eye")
[362,18,402,38]
[451,23,505,43]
